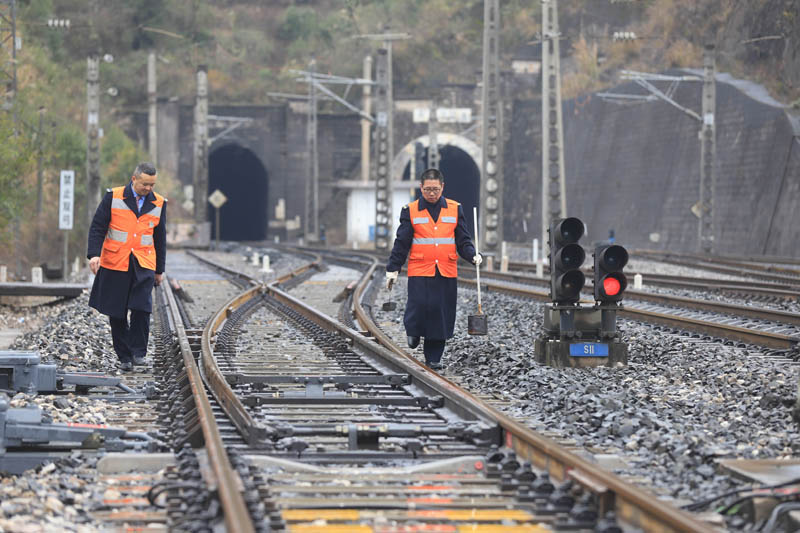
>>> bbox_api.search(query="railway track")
[457,268,800,351]
[159,246,717,532]
[631,250,800,285]
[304,246,799,350]
[506,260,800,300]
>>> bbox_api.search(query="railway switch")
[0,392,154,474]
[0,351,139,396]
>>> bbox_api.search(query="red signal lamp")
[594,244,628,303]
[603,277,621,296]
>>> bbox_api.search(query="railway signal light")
[549,217,586,304]
[593,244,629,303]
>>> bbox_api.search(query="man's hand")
[473,254,483,266]
[385,271,398,291]
[89,257,101,275]
[155,273,164,287]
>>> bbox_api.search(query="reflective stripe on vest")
[406,198,460,278]
[412,237,455,245]
[111,198,128,210]
[99,186,164,272]
[107,228,128,242]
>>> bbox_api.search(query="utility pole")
[193,65,208,226]
[699,44,716,254]
[354,31,409,251]
[35,107,45,261]
[304,57,319,242]
[86,54,101,229]
[541,0,567,262]
[373,46,393,251]
[427,105,439,170]
[287,65,376,234]
[0,0,17,123]
[604,64,716,253]
[480,0,503,253]
[147,52,158,165]
[361,55,372,182]
[2,1,19,276]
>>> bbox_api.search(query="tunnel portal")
[208,144,269,241]
[402,144,481,237]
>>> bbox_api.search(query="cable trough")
[177,247,715,532]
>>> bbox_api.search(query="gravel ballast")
[372,273,799,519]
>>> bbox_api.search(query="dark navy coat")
[87,183,167,319]
[386,197,476,340]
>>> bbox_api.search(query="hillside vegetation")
[1,0,797,275]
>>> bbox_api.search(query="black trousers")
[109,310,150,363]
[423,339,446,365]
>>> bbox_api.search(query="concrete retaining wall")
[506,73,800,257]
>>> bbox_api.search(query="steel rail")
[186,249,323,444]
[262,265,503,433]
[349,265,716,532]
[201,284,274,445]
[297,248,799,345]
[625,276,800,299]
[697,257,800,276]
[631,249,800,269]
[470,268,800,327]
[635,249,800,272]
[160,277,256,533]
[624,291,800,327]
[506,260,800,299]
[632,251,800,284]
[619,306,798,349]
[459,276,799,350]
[180,247,725,530]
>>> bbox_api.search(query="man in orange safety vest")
[87,162,167,373]
[385,168,481,370]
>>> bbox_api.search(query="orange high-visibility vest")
[407,199,460,277]
[99,186,165,272]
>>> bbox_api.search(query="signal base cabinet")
[534,337,628,368]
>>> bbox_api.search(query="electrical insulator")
[613,31,637,42]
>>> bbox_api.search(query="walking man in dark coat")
[385,168,481,370]
[87,162,167,372]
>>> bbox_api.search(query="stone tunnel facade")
[131,72,799,257]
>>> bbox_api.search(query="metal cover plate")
[569,343,609,357]
[720,459,800,485]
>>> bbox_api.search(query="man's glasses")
[422,187,441,193]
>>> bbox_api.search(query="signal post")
[535,217,628,368]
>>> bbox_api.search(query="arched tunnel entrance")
[208,144,268,241]
[402,144,481,236]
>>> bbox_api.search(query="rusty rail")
[345,259,717,533]
[184,246,720,532]
[464,275,798,350]
[160,276,256,533]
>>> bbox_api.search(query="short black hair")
[134,162,157,177]
[420,168,443,185]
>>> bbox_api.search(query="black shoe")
[407,336,420,349]
[120,361,133,372]
[427,362,443,371]
[133,355,146,366]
